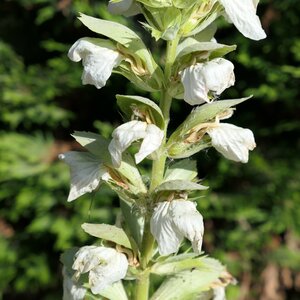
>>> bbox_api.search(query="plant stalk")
[135,36,180,300]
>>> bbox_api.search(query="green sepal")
[81,223,132,249]
[120,200,144,249]
[155,180,208,192]
[176,41,236,61]
[71,131,111,162]
[85,281,128,300]
[150,257,225,300]
[141,5,182,41]
[168,97,252,145]
[117,153,148,194]
[60,247,79,275]
[168,138,210,159]
[151,253,212,275]
[164,159,198,181]
[137,0,172,8]
[116,94,165,129]
[180,2,221,37]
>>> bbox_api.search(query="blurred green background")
[0,0,299,299]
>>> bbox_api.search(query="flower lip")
[180,58,235,105]
[207,123,256,163]
[72,246,128,294]
[68,37,122,89]
[218,0,266,41]
[108,120,164,168]
[150,200,204,256]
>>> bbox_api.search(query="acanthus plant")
[60,0,266,299]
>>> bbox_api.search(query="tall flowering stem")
[60,1,266,300]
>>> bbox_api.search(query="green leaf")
[155,180,208,192]
[150,258,225,300]
[164,159,198,181]
[116,94,164,129]
[81,223,132,249]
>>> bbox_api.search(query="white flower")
[59,151,110,202]
[108,120,164,168]
[72,246,128,295]
[180,58,235,105]
[68,37,122,89]
[218,0,266,40]
[62,267,86,300]
[108,0,140,17]
[213,286,226,300]
[207,123,256,163]
[150,200,204,256]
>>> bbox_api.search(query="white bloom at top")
[59,151,110,202]
[108,0,140,17]
[207,123,256,163]
[213,286,226,300]
[108,120,164,168]
[180,58,235,105]
[150,200,204,256]
[218,0,266,40]
[62,267,86,300]
[72,246,128,295]
[68,37,122,89]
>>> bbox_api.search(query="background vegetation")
[0,0,299,299]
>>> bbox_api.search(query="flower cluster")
[61,0,266,299]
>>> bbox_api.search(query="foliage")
[0,0,299,299]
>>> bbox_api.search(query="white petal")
[180,64,209,105]
[213,286,226,300]
[72,246,128,295]
[150,201,183,256]
[108,0,140,17]
[109,121,163,167]
[207,123,256,163]
[109,120,147,167]
[72,246,106,274]
[180,59,235,106]
[62,267,86,300]
[171,200,204,254]
[135,124,164,164]
[68,38,122,89]
[59,152,108,202]
[219,0,266,40]
[89,251,128,294]
[201,58,235,95]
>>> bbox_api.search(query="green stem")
[134,272,150,300]
[135,36,180,300]
[149,36,180,192]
